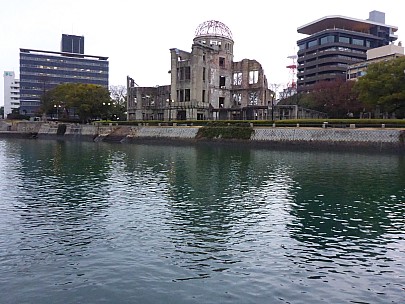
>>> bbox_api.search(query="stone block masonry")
[131,126,199,139]
[1,122,404,152]
[252,128,400,143]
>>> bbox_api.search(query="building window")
[339,36,350,44]
[233,93,241,105]
[177,68,183,81]
[366,40,371,47]
[249,70,259,84]
[353,38,364,46]
[219,57,225,67]
[233,72,242,85]
[320,35,334,45]
[219,97,225,108]
[219,76,226,87]
[185,67,191,80]
[177,67,190,81]
[308,40,318,48]
[202,90,205,102]
[298,43,306,51]
[249,91,258,105]
[203,67,206,82]
[184,89,190,101]
[177,89,185,102]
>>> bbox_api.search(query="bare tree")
[109,85,127,120]
[109,85,127,104]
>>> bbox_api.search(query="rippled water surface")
[0,139,404,303]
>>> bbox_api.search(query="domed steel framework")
[194,20,233,40]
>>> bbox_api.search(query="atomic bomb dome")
[194,20,233,40]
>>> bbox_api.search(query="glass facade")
[19,49,109,116]
[320,35,334,45]
[297,15,398,92]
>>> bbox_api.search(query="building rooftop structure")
[298,14,398,39]
[20,48,108,61]
[194,20,233,40]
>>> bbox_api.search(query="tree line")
[40,84,127,122]
[279,56,405,119]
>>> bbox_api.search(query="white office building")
[3,71,20,118]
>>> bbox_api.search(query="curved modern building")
[296,11,398,92]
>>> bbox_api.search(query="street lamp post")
[167,99,174,121]
[54,104,61,120]
[270,93,275,121]
[102,102,111,120]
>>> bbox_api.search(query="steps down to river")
[101,126,132,143]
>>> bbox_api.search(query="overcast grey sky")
[1,0,404,106]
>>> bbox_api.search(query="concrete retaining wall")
[252,127,401,143]
[131,126,199,139]
[1,122,404,151]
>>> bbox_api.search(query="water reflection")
[283,151,405,290]
[3,140,117,262]
[1,139,404,303]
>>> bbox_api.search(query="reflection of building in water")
[127,20,272,121]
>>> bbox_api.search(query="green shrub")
[197,125,253,140]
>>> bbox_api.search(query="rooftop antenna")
[285,54,297,97]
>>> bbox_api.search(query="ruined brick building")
[127,20,272,121]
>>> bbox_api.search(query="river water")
[0,138,404,303]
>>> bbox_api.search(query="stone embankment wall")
[252,127,401,143]
[0,121,404,151]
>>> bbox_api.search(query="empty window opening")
[219,97,225,108]
[185,67,191,80]
[203,67,206,82]
[233,93,242,105]
[219,57,225,67]
[233,72,242,85]
[202,90,206,102]
[249,91,258,105]
[185,89,190,101]
[249,70,259,84]
[219,76,226,87]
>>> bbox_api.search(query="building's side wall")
[367,44,404,60]
[3,71,20,118]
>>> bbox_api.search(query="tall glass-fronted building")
[19,35,108,116]
[296,11,398,93]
